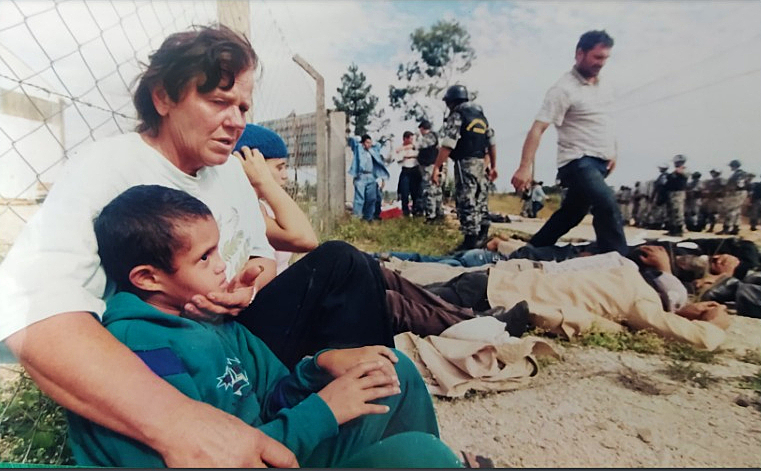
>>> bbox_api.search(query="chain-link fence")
[0,0,326,464]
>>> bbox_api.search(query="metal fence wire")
[0,0,319,464]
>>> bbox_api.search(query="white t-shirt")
[0,132,274,340]
[259,200,293,275]
[535,68,617,168]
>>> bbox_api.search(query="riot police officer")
[664,154,688,236]
[431,85,497,250]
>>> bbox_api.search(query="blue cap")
[233,124,288,159]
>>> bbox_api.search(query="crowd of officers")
[615,155,761,236]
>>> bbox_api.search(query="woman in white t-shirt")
[233,124,318,274]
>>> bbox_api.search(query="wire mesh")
[0,0,319,464]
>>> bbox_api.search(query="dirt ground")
[2,204,760,467]
[433,215,761,468]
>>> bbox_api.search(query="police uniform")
[750,179,761,231]
[684,172,702,231]
[700,170,724,232]
[615,185,632,225]
[665,155,688,235]
[440,101,495,238]
[720,160,749,234]
[647,166,669,229]
[415,128,445,221]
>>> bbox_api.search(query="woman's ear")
[151,85,172,117]
[128,265,163,293]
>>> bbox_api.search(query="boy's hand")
[182,258,276,320]
[317,346,398,379]
[318,361,401,425]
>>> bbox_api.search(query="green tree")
[332,63,381,136]
[389,20,476,122]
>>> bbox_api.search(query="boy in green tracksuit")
[66,184,461,468]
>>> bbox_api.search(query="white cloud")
[257,0,761,191]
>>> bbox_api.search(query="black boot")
[454,234,478,251]
[730,226,740,235]
[475,225,490,248]
[476,300,531,337]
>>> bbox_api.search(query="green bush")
[0,371,73,465]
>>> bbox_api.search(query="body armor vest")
[450,103,489,161]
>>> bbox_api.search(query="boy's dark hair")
[361,134,372,143]
[576,30,614,52]
[418,119,432,130]
[94,185,213,294]
[403,131,414,139]
[133,25,258,136]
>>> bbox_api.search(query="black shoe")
[730,226,740,235]
[477,300,530,337]
[454,234,478,251]
[475,225,490,248]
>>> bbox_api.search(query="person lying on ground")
[395,247,730,349]
[68,184,461,468]
[0,25,431,467]
[371,235,529,268]
[234,124,531,338]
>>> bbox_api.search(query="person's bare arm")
[236,148,318,253]
[486,144,498,182]
[511,120,550,192]
[431,147,451,185]
[5,312,297,468]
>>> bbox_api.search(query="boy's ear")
[128,265,163,293]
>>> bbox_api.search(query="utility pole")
[217,0,253,122]
[293,54,330,233]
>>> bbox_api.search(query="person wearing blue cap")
[233,124,318,274]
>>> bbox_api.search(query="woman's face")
[156,68,255,175]
[266,158,289,187]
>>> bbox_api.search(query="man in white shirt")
[511,30,627,255]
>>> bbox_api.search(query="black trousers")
[236,241,394,369]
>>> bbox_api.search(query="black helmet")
[692,171,701,179]
[729,159,741,169]
[442,84,469,103]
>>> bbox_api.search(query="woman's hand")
[182,258,277,320]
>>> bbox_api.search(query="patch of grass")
[662,360,718,389]
[0,372,73,465]
[488,193,560,218]
[575,329,665,355]
[664,342,719,364]
[738,369,761,393]
[327,215,462,255]
[737,349,761,366]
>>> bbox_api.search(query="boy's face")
[152,216,228,314]
[265,158,289,187]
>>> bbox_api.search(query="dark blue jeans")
[530,156,627,255]
[381,249,504,267]
[397,167,422,216]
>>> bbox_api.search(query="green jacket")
[66,292,338,467]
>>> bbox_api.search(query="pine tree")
[332,63,380,136]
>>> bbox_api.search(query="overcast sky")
[2,0,759,194]
[253,0,761,191]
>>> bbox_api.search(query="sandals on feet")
[460,451,494,468]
